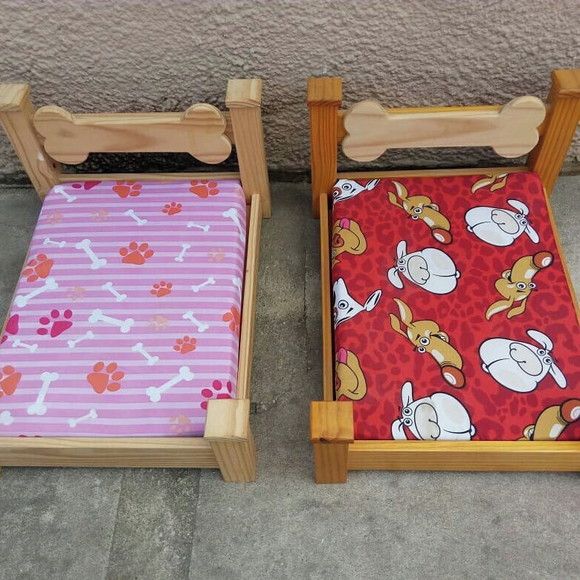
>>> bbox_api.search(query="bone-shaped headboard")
[33,103,232,165]
[342,96,546,162]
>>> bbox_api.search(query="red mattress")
[331,171,579,441]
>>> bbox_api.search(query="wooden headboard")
[0,79,271,217]
[307,69,580,216]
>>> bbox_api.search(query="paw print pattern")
[87,361,124,394]
[113,181,142,198]
[0,365,22,396]
[173,335,196,354]
[22,254,54,282]
[120,241,154,265]
[223,307,241,333]
[200,380,233,410]
[163,202,182,215]
[190,180,219,198]
[151,281,173,297]
[37,309,73,338]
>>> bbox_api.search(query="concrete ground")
[0,178,578,580]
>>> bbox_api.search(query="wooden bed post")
[528,69,580,195]
[310,401,354,483]
[0,84,59,197]
[307,77,342,217]
[205,398,256,482]
[226,79,271,218]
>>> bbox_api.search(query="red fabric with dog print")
[331,172,580,441]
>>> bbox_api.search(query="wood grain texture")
[0,84,59,196]
[307,77,342,217]
[311,402,353,483]
[0,436,218,468]
[319,194,334,401]
[348,440,580,471]
[226,79,271,217]
[205,398,256,482]
[237,195,262,400]
[337,166,528,180]
[528,69,580,195]
[33,104,232,165]
[342,97,546,162]
[59,171,241,183]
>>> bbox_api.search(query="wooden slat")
[59,171,240,182]
[348,440,580,472]
[236,195,262,400]
[0,436,218,468]
[307,77,342,216]
[226,79,271,218]
[342,97,546,162]
[528,69,580,195]
[0,83,59,196]
[319,194,334,401]
[337,165,528,180]
[33,104,232,165]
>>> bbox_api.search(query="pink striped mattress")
[0,179,246,437]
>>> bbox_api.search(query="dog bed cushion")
[331,171,579,441]
[0,179,246,437]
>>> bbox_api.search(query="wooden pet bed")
[0,79,269,482]
[308,70,580,483]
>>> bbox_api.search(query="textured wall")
[0,0,579,181]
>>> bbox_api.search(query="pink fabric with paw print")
[0,179,244,437]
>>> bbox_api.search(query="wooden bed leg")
[310,401,354,483]
[0,84,59,197]
[226,79,271,218]
[205,398,256,482]
[307,77,342,218]
[528,69,580,195]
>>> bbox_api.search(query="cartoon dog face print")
[333,278,381,327]
[387,181,452,244]
[391,381,476,440]
[465,199,539,247]
[335,348,367,400]
[387,240,460,295]
[331,179,379,202]
[479,329,566,393]
[485,251,553,320]
[389,298,465,387]
[520,399,580,441]
[331,218,367,266]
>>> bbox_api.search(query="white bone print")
[187,222,210,232]
[14,276,58,308]
[75,239,107,270]
[0,410,14,426]
[175,243,191,263]
[102,281,127,302]
[67,330,95,349]
[68,408,98,428]
[182,311,209,332]
[54,185,77,203]
[88,309,134,333]
[232,276,242,292]
[146,366,194,402]
[191,277,215,293]
[223,208,244,241]
[12,339,38,353]
[131,342,159,366]
[27,371,59,416]
[43,237,66,248]
[124,209,148,226]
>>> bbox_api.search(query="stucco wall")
[0,0,578,181]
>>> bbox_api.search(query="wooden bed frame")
[0,78,270,482]
[308,69,580,483]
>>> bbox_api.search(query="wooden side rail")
[528,69,580,195]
